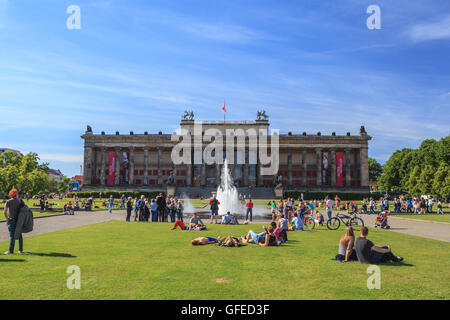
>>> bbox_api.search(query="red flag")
[222,102,226,113]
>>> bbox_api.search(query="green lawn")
[0,221,448,300]
[390,214,450,223]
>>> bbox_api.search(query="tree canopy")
[0,151,62,196]
[378,134,450,197]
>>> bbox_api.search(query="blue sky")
[0,0,449,177]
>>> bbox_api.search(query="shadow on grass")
[378,261,415,267]
[23,252,76,258]
[0,259,26,262]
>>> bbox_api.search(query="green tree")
[432,163,450,197]
[416,165,435,195]
[406,166,421,196]
[0,151,53,196]
[368,157,383,182]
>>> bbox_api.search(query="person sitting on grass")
[314,210,324,226]
[221,211,236,225]
[336,226,357,262]
[289,212,303,231]
[278,213,288,242]
[355,226,403,264]
[171,213,205,231]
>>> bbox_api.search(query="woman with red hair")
[3,189,24,255]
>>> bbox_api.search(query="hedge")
[283,191,384,201]
[66,191,164,199]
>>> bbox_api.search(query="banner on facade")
[322,152,328,185]
[108,152,116,185]
[336,152,343,187]
[122,152,129,184]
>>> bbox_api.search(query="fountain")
[216,158,242,216]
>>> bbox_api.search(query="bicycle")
[327,212,364,231]
[301,212,315,230]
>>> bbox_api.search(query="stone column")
[186,163,192,186]
[287,148,293,186]
[100,147,106,185]
[129,147,135,185]
[201,162,206,186]
[316,148,322,186]
[114,147,121,185]
[143,148,149,185]
[243,148,249,186]
[360,146,369,187]
[83,146,93,185]
[157,147,163,186]
[302,149,307,187]
[330,148,337,187]
[345,148,351,187]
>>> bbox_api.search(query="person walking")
[3,189,24,255]
[108,195,114,214]
[246,199,254,222]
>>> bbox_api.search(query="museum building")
[81,113,371,193]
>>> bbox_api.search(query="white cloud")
[39,153,83,163]
[406,14,450,42]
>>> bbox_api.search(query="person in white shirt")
[326,197,333,221]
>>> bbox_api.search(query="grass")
[0,221,448,300]
[390,214,450,223]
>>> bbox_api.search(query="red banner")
[108,152,116,185]
[336,152,343,187]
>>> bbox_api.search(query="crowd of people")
[4,187,444,265]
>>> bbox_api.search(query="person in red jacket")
[209,195,220,224]
[246,199,254,222]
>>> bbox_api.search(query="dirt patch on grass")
[215,279,230,283]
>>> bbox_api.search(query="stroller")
[374,211,390,229]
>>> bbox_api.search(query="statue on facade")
[168,171,175,186]
[256,110,269,121]
[360,125,367,135]
[86,125,92,133]
[182,110,194,121]
[275,175,283,189]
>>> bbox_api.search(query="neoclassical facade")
[81,118,371,192]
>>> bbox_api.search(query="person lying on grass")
[336,226,357,262]
[171,213,206,231]
[355,226,403,264]
[191,237,218,245]
[240,225,279,246]
[218,236,244,247]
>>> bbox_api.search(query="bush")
[283,191,384,201]
[66,191,164,199]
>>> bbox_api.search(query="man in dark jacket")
[156,193,166,222]
[3,189,23,255]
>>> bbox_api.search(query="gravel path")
[1,210,449,243]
